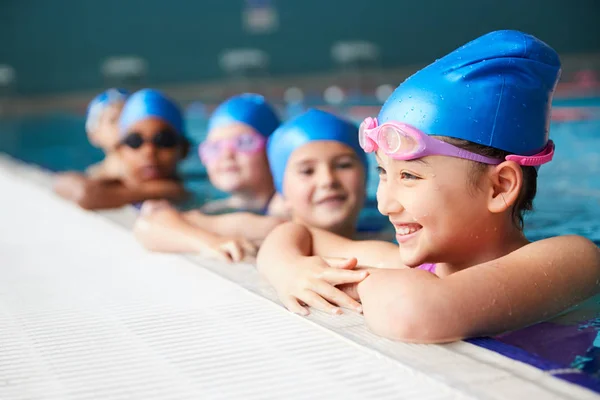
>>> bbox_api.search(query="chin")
[213,179,243,193]
[399,249,429,268]
[315,216,351,234]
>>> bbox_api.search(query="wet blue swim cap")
[379,30,561,156]
[267,109,368,194]
[85,88,129,132]
[119,89,184,136]
[208,93,280,138]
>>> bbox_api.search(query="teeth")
[396,225,419,236]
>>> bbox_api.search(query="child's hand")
[206,236,258,263]
[272,256,368,316]
[139,199,174,215]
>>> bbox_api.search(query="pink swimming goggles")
[358,117,555,166]
[199,132,266,165]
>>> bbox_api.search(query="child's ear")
[87,129,101,148]
[487,161,523,214]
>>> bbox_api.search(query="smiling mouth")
[395,224,422,236]
[140,165,161,179]
[219,165,240,173]
[392,223,423,243]
[316,194,348,206]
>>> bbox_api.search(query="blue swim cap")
[119,89,184,136]
[85,88,129,133]
[379,30,561,156]
[267,109,368,194]
[208,94,280,138]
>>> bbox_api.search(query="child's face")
[375,152,492,267]
[117,117,184,183]
[283,141,366,234]
[203,122,272,194]
[88,102,124,151]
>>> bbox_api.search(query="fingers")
[310,281,363,313]
[298,290,342,315]
[214,248,234,263]
[283,296,309,316]
[322,257,358,270]
[337,283,360,302]
[140,199,170,215]
[220,241,243,262]
[239,238,258,257]
[319,268,368,286]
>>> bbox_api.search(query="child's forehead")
[206,122,258,142]
[126,117,172,134]
[289,141,357,163]
[375,150,434,169]
[101,102,125,115]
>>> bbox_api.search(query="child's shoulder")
[524,235,598,252]
[508,235,599,267]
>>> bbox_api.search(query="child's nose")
[317,166,338,188]
[220,143,236,159]
[377,182,404,216]
[139,141,159,159]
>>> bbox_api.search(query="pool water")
[3,100,600,386]
[0,104,599,244]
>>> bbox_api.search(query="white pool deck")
[1,155,598,400]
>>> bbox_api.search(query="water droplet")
[410,106,414,111]
[467,106,472,110]
[439,95,445,100]
[408,95,412,98]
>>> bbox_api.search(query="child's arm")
[182,210,286,242]
[53,176,186,210]
[85,154,122,180]
[357,235,600,343]
[133,201,284,262]
[257,222,402,315]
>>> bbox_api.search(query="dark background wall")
[1,0,599,95]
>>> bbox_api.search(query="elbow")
[361,275,464,343]
[74,189,98,210]
[365,299,459,344]
[76,196,95,210]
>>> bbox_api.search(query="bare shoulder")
[510,235,600,265]
[309,227,403,269]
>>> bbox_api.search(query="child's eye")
[376,166,386,176]
[335,161,354,169]
[400,171,419,180]
[299,168,314,176]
